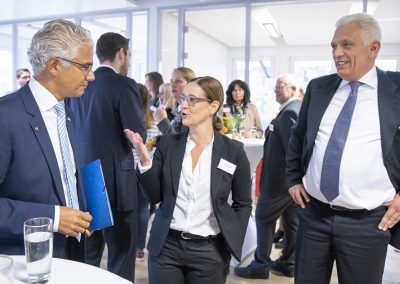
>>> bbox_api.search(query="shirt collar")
[29,76,60,112]
[279,97,299,110]
[186,134,215,153]
[338,66,378,90]
[99,64,118,74]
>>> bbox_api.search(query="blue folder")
[81,159,114,230]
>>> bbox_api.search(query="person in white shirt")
[124,76,252,284]
[286,13,400,283]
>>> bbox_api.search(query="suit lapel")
[22,89,67,205]
[170,131,187,196]
[377,68,400,160]
[307,76,342,152]
[210,131,225,200]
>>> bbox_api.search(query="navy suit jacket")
[67,66,146,212]
[286,68,400,248]
[0,84,86,258]
[138,130,252,261]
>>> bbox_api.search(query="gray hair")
[336,13,381,46]
[27,19,92,74]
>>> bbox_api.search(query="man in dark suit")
[0,19,94,261]
[68,32,146,282]
[234,74,301,279]
[286,13,400,283]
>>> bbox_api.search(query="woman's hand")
[153,106,168,124]
[124,129,151,166]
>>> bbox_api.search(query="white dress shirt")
[29,77,78,231]
[304,67,396,210]
[169,135,220,236]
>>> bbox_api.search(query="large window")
[0,25,13,95]
[292,58,333,90]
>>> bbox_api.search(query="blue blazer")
[0,84,86,258]
[138,130,252,261]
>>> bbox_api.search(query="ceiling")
[1,0,399,48]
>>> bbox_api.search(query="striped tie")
[54,102,79,210]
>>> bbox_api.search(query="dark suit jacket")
[0,84,86,258]
[259,99,301,198]
[137,130,252,261]
[67,66,146,212]
[286,67,400,248]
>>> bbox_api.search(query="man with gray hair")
[234,74,301,279]
[287,13,400,283]
[16,68,31,88]
[0,19,94,261]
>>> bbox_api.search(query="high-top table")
[10,255,132,284]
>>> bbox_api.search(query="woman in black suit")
[124,76,252,284]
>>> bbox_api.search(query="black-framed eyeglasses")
[178,95,212,107]
[57,57,93,76]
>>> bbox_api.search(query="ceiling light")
[262,22,282,38]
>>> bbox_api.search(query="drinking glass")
[24,217,53,283]
[0,255,13,284]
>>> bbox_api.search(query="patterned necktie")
[54,102,79,210]
[320,81,362,202]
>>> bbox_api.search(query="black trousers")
[255,193,299,265]
[295,202,390,284]
[148,233,231,284]
[85,209,137,283]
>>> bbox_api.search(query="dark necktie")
[320,81,362,202]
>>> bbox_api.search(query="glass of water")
[24,217,53,283]
[0,255,13,284]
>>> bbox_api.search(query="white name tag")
[269,124,274,132]
[217,158,237,175]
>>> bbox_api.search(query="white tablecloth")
[241,138,264,173]
[10,255,132,284]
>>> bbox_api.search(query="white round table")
[241,138,264,173]
[10,255,132,284]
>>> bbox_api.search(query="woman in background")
[124,76,252,284]
[145,71,164,107]
[153,67,196,134]
[225,79,263,138]
[158,83,175,122]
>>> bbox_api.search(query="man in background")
[0,19,94,261]
[235,74,301,279]
[287,13,400,283]
[68,32,146,283]
[16,68,31,88]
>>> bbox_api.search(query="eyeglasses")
[178,95,212,107]
[57,57,93,76]
[274,84,292,93]
[20,76,30,79]
[170,79,186,85]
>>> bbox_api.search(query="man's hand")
[58,207,92,237]
[378,193,400,231]
[289,184,310,209]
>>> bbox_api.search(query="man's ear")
[116,48,125,60]
[369,40,381,59]
[47,58,60,76]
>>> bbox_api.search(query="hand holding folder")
[81,159,114,230]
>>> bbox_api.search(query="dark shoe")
[234,260,269,279]
[273,230,284,243]
[274,239,285,249]
[270,260,294,278]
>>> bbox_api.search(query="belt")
[169,229,219,241]
[309,197,368,215]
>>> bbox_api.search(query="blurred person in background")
[145,71,164,107]
[153,67,196,135]
[16,68,31,88]
[225,79,263,138]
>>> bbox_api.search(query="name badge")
[269,124,274,132]
[218,158,237,175]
